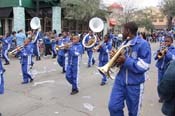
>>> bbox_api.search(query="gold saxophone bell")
[157,48,167,59]
[98,44,130,79]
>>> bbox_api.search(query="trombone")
[9,45,24,55]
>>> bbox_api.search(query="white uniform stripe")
[36,41,40,57]
[0,74,2,85]
[137,58,149,70]
[27,56,32,76]
[137,83,144,116]
[172,55,175,60]
[5,44,10,61]
[77,55,81,89]
[65,53,68,71]
[32,31,39,43]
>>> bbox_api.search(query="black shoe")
[36,57,41,61]
[0,112,2,116]
[52,55,56,59]
[4,62,10,65]
[92,60,95,65]
[70,89,79,95]
[100,82,106,86]
[159,98,164,103]
[62,68,66,73]
[30,79,34,83]
[21,81,28,84]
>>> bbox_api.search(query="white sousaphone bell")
[82,17,104,48]
[30,17,41,30]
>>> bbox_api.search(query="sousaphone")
[82,17,104,48]
[30,17,41,30]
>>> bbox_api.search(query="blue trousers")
[2,49,10,63]
[108,79,144,116]
[21,63,33,83]
[51,44,57,56]
[99,61,108,83]
[87,50,95,66]
[0,74,4,94]
[57,55,66,71]
[157,69,164,98]
[33,44,40,58]
[66,65,79,90]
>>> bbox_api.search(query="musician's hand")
[116,53,126,65]
[0,35,3,39]
[64,43,69,49]
[110,49,117,59]
[16,47,21,52]
[56,37,61,41]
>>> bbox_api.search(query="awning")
[109,18,117,26]
[25,9,37,18]
[0,8,13,18]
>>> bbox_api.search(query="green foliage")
[161,0,175,29]
[61,0,108,20]
[133,9,155,32]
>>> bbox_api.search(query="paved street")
[0,42,164,116]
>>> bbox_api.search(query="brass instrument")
[82,17,104,48]
[86,37,96,46]
[9,45,24,55]
[98,44,130,79]
[93,41,104,51]
[157,48,168,59]
[55,42,72,51]
[82,34,97,48]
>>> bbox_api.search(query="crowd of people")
[0,21,174,116]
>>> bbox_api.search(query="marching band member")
[65,36,83,95]
[84,30,96,67]
[95,34,112,86]
[0,56,5,94]
[16,39,34,84]
[0,33,12,65]
[43,32,52,56]
[154,36,175,102]
[0,55,5,116]
[108,22,151,116]
[50,31,57,58]
[16,29,26,47]
[57,31,70,73]
[32,29,42,61]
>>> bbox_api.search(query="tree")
[160,0,175,30]
[134,9,155,32]
[117,0,137,24]
[61,0,108,21]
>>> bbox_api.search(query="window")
[153,19,157,22]
[159,19,164,22]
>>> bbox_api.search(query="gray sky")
[102,0,161,9]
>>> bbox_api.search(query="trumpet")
[55,42,72,51]
[157,47,168,59]
[9,45,24,55]
[98,44,130,79]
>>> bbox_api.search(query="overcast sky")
[102,0,161,9]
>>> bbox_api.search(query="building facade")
[0,0,61,35]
